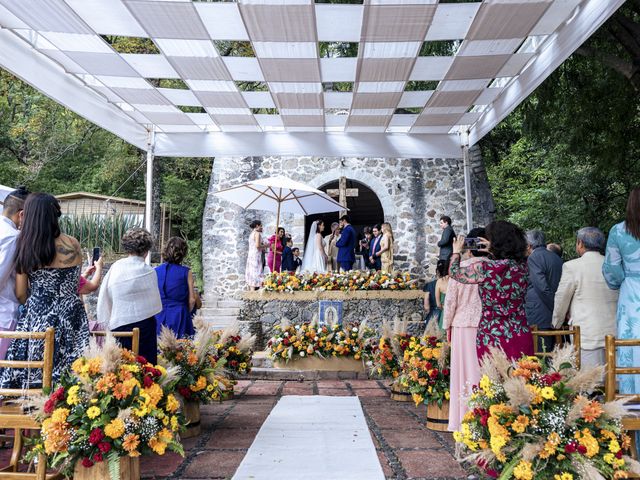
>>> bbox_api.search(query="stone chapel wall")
[203,148,494,299]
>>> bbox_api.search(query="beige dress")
[381,234,394,273]
[324,233,340,271]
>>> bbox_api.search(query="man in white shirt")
[552,227,619,368]
[0,187,29,359]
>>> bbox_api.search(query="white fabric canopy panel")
[0,0,625,158]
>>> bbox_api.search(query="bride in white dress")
[301,220,328,273]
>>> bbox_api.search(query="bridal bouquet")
[29,336,184,477]
[266,319,375,362]
[454,346,640,480]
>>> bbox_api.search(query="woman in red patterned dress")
[448,220,533,361]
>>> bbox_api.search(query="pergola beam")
[468,0,627,146]
[0,27,148,151]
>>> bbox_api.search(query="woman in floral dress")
[449,220,533,361]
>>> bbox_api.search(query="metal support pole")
[462,143,473,233]
[145,128,155,265]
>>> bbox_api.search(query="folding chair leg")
[9,428,23,471]
[36,452,47,479]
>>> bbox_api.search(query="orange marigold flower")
[122,434,140,453]
[582,401,603,422]
[113,382,129,400]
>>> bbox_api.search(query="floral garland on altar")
[454,346,640,480]
[266,319,375,363]
[262,270,417,292]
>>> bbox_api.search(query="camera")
[463,238,485,250]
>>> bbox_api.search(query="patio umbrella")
[213,175,346,271]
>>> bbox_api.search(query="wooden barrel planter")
[181,399,201,439]
[426,401,450,432]
[390,381,412,402]
[74,456,140,480]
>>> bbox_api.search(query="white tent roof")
[0,0,624,158]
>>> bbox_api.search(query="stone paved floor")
[140,379,469,480]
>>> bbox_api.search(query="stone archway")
[304,178,385,246]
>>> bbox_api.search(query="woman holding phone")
[449,221,533,361]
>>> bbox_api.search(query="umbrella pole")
[273,200,281,272]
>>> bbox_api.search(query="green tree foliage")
[480,5,640,256]
[0,69,210,286]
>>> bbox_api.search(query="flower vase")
[181,399,201,439]
[74,456,139,480]
[426,401,450,432]
[389,380,412,402]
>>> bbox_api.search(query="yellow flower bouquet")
[455,346,640,479]
[208,321,256,377]
[369,319,411,379]
[263,270,417,292]
[398,333,450,407]
[28,336,184,478]
[158,326,228,404]
[266,318,375,363]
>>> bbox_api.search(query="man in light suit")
[552,227,618,368]
[335,215,356,272]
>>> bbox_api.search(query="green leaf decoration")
[107,450,120,480]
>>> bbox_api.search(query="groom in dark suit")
[335,215,356,272]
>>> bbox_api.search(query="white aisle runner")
[232,396,385,480]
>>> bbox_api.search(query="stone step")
[200,307,240,316]
[217,300,244,309]
[197,316,238,329]
[247,367,369,381]
[251,351,271,369]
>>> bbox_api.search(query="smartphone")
[91,247,100,265]
[463,238,484,250]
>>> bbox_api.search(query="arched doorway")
[304,179,385,245]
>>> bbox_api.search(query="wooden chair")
[0,327,60,479]
[531,325,581,369]
[605,335,640,461]
[90,328,140,356]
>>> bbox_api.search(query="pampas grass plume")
[565,366,604,394]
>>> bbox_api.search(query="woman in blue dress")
[155,237,196,338]
[603,188,640,393]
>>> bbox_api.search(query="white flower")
[295,325,301,330]
[284,332,289,337]
[352,327,358,332]
[299,351,305,357]
[366,361,373,366]
[314,336,319,341]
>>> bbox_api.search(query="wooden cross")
[327,176,358,218]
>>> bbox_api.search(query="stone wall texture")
[239,298,425,350]
[203,147,494,299]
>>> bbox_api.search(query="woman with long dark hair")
[0,193,89,388]
[449,220,533,361]
[603,188,640,393]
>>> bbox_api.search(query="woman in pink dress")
[449,221,533,362]
[266,227,285,273]
[443,227,488,432]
